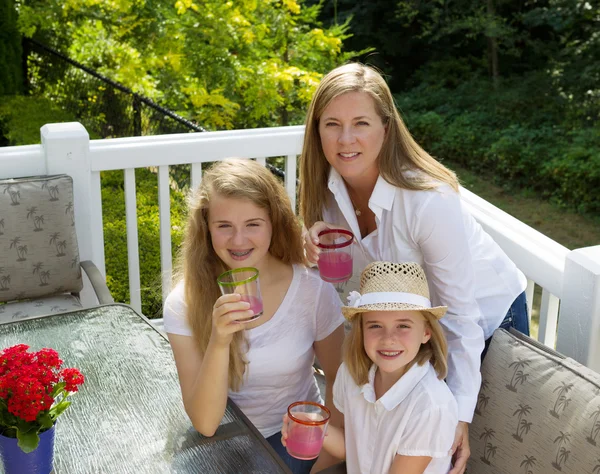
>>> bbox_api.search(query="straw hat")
[341,261,447,320]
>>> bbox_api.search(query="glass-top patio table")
[0,303,292,473]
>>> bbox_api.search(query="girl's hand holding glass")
[281,402,330,460]
[211,293,254,346]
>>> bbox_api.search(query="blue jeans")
[266,432,317,474]
[482,291,529,360]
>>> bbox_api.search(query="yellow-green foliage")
[17,0,363,131]
[0,96,82,145]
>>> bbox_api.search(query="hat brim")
[341,302,447,321]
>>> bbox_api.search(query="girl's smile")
[377,350,403,359]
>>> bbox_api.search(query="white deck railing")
[1,122,599,372]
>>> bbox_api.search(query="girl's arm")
[321,423,346,460]
[313,324,345,427]
[168,293,253,436]
[389,455,432,474]
[168,334,229,435]
[311,324,345,472]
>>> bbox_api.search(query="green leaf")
[17,428,40,454]
[49,400,71,420]
[50,381,66,398]
[37,412,54,430]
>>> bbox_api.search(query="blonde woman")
[300,63,528,474]
[164,159,345,474]
[282,262,458,474]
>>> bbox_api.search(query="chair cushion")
[0,175,82,302]
[468,328,600,474]
[0,294,83,323]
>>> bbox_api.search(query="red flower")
[60,368,85,392]
[0,345,34,376]
[35,348,62,369]
[0,344,84,431]
[7,376,53,422]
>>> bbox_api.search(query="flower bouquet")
[0,344,84,454]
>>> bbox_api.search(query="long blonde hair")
[180,159,306,391]
[343,311,448,386]
[299,63,459,228]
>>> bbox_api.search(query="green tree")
[0,0,23,95]
[16,0,361,134]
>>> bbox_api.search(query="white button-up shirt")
[333,362,457,474]
[324,168,526,421]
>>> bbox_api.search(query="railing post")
[556,245,600,372]
[132,96,142,137]
[41,123,104,275]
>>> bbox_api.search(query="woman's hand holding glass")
[210,294,254,347]
[304,221,338,264]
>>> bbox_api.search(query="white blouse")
[334,362,458,474]
[323,168,526,422]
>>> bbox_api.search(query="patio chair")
[0,174,113,323]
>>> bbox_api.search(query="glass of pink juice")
[286,401,331,460]
[317,229,354,283]
[217,267,263,321]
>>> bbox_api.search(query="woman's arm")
[389,455,432,474]
[167,293,253,436]
[411,189,485,473]
[412,189,484,421]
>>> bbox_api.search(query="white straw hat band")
[348,291,432,309]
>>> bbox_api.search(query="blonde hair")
[299,63,459,228]
[180,159,306,391]
[343,310,448,386]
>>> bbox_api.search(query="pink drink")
[237,294,263,321]
[318,251,353,283]
[286,414,326,460]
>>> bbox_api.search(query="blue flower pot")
[0,425,55,474]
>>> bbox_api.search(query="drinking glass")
[217,267,263,321]
[286,401,331,460]
[317,229,354,283]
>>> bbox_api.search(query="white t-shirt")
[324,168,527,422]
[163,264,345,438]
[333,362,458,474]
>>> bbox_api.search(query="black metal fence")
[25,38,206,138]
[24,38,288,180]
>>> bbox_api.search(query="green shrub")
[0,95,78,145]
[542,129,600,214]
[101,167,188,318]
[397,72,600,215]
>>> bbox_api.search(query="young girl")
[163,159,345,474]
[283,261,458,474]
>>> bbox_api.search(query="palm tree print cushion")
[0,293,83,323]
[0,175,82,302]
[468,328,600,474]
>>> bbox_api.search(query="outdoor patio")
[1,121,598,373]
